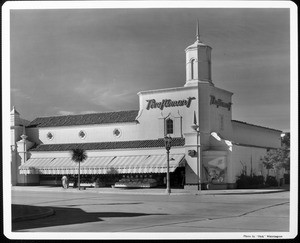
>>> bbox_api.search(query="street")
[11,188,290,235]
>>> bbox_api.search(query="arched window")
[191,59,195,80]
[166,118,173,135]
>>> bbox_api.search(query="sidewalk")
[11,185,289,196]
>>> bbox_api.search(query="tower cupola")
[185,21,213,86]
[11,106,21,126]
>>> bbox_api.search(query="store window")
[166,118,173,135]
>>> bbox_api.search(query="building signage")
[210,95,232,111]
[146,97,195,110]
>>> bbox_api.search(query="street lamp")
[164,135,172,194]
[191,123,200,191]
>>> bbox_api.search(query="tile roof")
[27,110,139,128]
[232,120,282,132]
[29,137,185,151]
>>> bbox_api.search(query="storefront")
[11,28,282,189]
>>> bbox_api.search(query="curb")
[192,189,289,196]
[11,186,289,196]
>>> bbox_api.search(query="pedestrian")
[181,171,185,187]
[95,177,100,188]
[61,175,69,189]
[73,178,78,188]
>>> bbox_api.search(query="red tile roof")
[27,110,139,128]
[29,138,185,151]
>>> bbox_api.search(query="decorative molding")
[113,128,122,138]
[78,130,86,139]
[47,132,54,140]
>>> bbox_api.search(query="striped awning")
[19,154,185,175]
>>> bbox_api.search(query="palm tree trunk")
[78,161,81,190]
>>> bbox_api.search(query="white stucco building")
[11,28,282,190]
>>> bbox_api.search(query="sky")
[9,5,291,131]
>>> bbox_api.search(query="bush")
[236,174,265,189]
[265,176,278,187]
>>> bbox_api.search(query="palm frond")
[71,148,88,163]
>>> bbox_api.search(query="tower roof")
[11,106,20,115]
[196,19,200,42]
[185,21,211,51]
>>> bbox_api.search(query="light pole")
[191,123,200,191]
[164,135,172,194]
[20,133,28,185]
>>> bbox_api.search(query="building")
[11,26,283,190]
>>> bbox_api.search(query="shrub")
[265,176,278,187]
[236,174,265,189]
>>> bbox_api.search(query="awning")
[19,154,185,175]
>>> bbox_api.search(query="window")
[166,118,173,135]
[47,132,54,140]
[78,130,86,139]
[191,59,195,80]
[113,128,121,137]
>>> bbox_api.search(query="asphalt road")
[11,189,290,236]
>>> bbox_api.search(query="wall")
[232,121,281,148]
[11,148,20,185]
[11,126,23,147]
[230,145,269,180]
[16,138,39,185]
[138,86,199,138]
[26,122,139,145]
[209,86,233,140]
[183,132,198,185]
[10,112,36,185]
[29,146,185,159]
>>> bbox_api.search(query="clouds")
[57,110,76,116]
[57,110,98,116]
[11,88,31,101]
[9,7,291,131]
[73,78,138,111]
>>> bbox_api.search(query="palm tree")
[71,148,88,190]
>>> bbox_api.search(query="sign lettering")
[146,97,195,110]
[210,95,232,111]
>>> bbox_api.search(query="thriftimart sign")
[146,97,196,110]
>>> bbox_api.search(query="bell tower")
[185,21,213,86]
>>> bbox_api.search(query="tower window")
[191,59,195,80]
[166,118,173,135]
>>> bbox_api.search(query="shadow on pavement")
[12,205,167,231]
[64,202,143,207]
